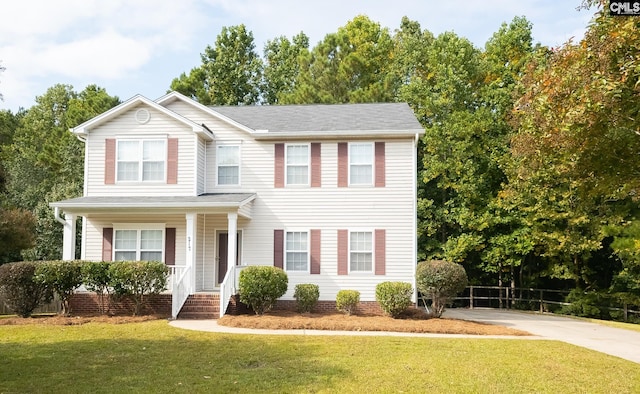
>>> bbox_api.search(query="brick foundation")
[69,292,171,317]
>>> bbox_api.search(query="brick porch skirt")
[68,292,171,316]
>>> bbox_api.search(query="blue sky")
[0,0,597,112]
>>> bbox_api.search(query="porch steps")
[177,293,220,319]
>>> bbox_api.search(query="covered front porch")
[51,193,256,318]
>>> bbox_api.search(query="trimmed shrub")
[416,260,468,318]
[336,290,360,315]
[239,266,288,315]
[109,261,168,316]
[0,261,53,317]
[375,281,413,318]
[35,260,84,316]
[294,284,320,313]
[82,261,112,314]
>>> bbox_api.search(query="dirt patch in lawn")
[0,314,165,326]
[218,309,530,336]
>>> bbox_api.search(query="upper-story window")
[349,142,373,185]
[117,140,165,182]
[217,145,240,185]
[286,144,309,185]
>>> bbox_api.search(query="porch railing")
[219,264,248,318]
[170,265,191,319]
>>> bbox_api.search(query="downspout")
[54,206,67,226]
[413,132,419,305]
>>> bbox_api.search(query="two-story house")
[51,92,424,318]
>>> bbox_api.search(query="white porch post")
[62,213,76,261]
[185,213,197,293]
[227,213,238,267]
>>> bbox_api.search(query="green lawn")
[1,321,639,393]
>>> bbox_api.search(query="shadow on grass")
[1,333,346,393]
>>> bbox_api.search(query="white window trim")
[348,142,374,186]
[348,229,375,274]
[112,223,166,262]
[284,229,310,273]
[216,144,242,186]
[285,143,310,187]
[115,138,168,183]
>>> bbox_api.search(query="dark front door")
[217,232,240,284]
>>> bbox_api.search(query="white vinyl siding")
[286,144,309,185]
[217,145,240,185]
[117,139,165,182]
[349,142,373,185]
[285,231,308,272]
[349,231,373,272]
[114,228,163,261]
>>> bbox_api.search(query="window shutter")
[167,138,179,184]
[274,229,284,268]
[274,144,285,188]
[337,142,348,187]
[310,229,321,274]
[105,139,116,184]
[375,142,385,187]
[311,143,321,187]
[102,228,113,261]
[165,228,176,265]
[337,229,348,275]
[375,229,386,275]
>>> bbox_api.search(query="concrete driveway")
[443,308,640,364]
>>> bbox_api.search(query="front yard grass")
[1,320,639,393]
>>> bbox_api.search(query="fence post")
[539,290,544,313]
[624,303,628,322]
[469,286,474,309]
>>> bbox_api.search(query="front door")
[217,232,240,285]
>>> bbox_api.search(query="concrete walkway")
[169,308,640,364]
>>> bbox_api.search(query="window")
[285,231,308,271]
[217,145,240,185]
[349,143,373,185]
[114,229,163,261]
[117,140,165,182]
[286,144,309,185]
[349,231,372,272]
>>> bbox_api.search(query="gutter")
[54,206,67,225]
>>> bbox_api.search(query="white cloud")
[0,0,598,112]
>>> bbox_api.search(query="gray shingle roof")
[51,193,256,209]
[210,102,423,133]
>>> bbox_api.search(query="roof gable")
[71,94,212,140]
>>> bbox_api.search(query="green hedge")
[294,284,320,313]
[239,266,288,315]
[375,281,413,318]
[336,290,360,315]
[0,261,53,317]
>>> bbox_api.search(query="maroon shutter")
[311,143,321,187]
[310,229,321,274]
[375,229,386,275]
[102,228,113,261]
[105,139,116,184]
[337,229,348,275]
[338,142,348,187]
[167,138,178,184]
[274,229,284,268]
[274,144,285,188]
[165,228,176,265]
[375,142,385,187]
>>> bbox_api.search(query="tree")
[171,25,263,105]
[0,208,35,264]
[262,33,309,104]
[416,260,467,317]
[3,84,119,260]
[281,15,395,104]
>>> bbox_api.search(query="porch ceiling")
[50,193,256,218]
